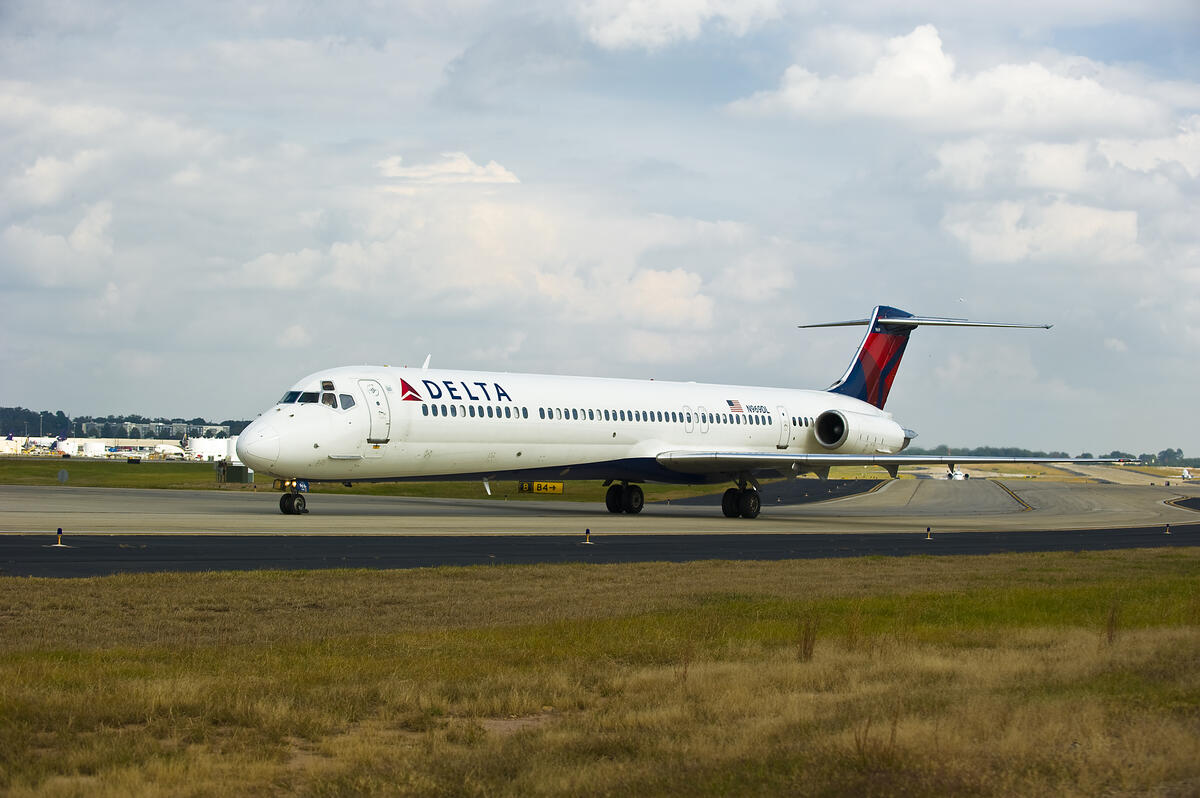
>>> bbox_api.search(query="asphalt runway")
[3,524,1197,577]
[1,479,1197,576]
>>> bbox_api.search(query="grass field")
[0,457,843,503]
[2,549,1198,796]
[0,457,717,502]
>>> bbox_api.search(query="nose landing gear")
[279,492,308,515]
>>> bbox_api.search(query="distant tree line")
[907,445,1197,467]
[1,407,252,438]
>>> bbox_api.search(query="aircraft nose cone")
[236,422,279,470]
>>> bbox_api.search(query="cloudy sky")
[1,0,1197,454]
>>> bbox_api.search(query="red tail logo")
[399,379,423,401]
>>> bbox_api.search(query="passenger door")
[776,405,790,449]
[359,379,392,444]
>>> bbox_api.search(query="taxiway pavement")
[0,479,1195,536]
[3,481,1196,577]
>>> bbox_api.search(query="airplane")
[236,304,1120,517]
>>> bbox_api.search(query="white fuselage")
[236,365,909,485]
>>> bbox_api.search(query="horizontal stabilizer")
[804,305,1052,409]
[799,316,1051,329]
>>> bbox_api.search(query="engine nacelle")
[814,409,908,454]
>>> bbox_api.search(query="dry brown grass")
[1,548,1198,796]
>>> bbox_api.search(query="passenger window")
[441,404,448,416]
[339,394,355,409]
[298,392,319,403]
[588,409,594,421]
[422,405,429,416]
[321,393,337,408]
[505,407,511,419]
[522,407,528,419]
[569,409,576,420]
[431,405,439,417]
[539,408,545,419]
[486,406,493,418]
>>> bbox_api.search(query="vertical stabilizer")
[826,305,915,409]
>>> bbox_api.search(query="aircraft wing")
[656,451,1124,477]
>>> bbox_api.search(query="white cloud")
[377,152,519,186]
[1017,142,1094,192]
[240,248,323,289]
[67,201,113,257]
[8,149,108,206]
[1098,115,1200,178]
[278,324,311,349]
[732,25,1170,136]
[577,0,779,50]
[942,200,1140,264]
[1104,337,1128,353]
[0,202,113,286]
[933,344,1081,402]
[717,243,796,302]
[929,138,1002,192]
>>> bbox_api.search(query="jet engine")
[814,409,908,454]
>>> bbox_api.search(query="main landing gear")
[279,492,308,515]
[721,486,761,519]
[605,482,644,514]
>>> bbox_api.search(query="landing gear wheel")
[605,485,623,514]
[280,493,295,515]
[721,488,741,518]
[738,490,761,519]
[622,484,644,514]
[292,494,307,514]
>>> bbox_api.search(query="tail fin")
[801,305,1051,410]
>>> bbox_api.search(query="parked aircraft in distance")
[237,305,1118,518]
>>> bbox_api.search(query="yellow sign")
[519,481,564,494]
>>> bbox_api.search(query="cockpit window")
[339,394,355,409]
[321,393,337,408]
[321,380,335,391]
[298,392,319,403]
[280,391,301,404]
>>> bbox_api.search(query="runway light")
[925,526,932,541]
[1165,524,1171,536]
[581,528,594,545]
